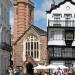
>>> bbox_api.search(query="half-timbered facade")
[47,0,75,73]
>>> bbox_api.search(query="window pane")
[50,30,63,40]
[26,51,28,56]
[53,14,61,26]
[64,14,72,27]
[64,14,72,18]
[26,43,27,50]
[37,51,39,58]
[34,42,36,49]
[37,42,38,49]
[49,48,53,57]
[73,48,75,57]
[28,51,30,55]
[28,42,30,50]
[54,47,61,57]
[51,31,54,40]
[31,51,33,57]
[34,51,36,58]
[31,42,33,49]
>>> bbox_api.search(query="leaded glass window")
[25,35,40,59]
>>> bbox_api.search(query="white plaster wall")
[47,2,75,46]
[47,2,75,26]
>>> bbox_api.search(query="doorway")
[26,62,34,75]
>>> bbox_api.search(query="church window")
[25,35,40,59]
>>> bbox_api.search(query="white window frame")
[23,35,40,61]
[50,30,63,40]
[64,14,72,27]
[53,14,61,26]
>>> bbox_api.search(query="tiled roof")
[33,26,47,35]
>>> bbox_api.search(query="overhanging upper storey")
[47,0,75,27]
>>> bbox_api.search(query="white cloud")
[34,0,51,21]
[34,0,65,21]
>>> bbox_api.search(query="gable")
[47,0,75,27]
[51,2,75,14]
[17,27,40,44]
[14,25,47,45]
[47,0,75,14]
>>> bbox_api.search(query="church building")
[13,0,48,73]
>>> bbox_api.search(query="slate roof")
[33,26,47,35]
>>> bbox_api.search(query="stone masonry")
[13,0,48,68]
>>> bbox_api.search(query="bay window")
[49,47,74,58]
[50,30,63,40]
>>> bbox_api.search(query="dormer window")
[53,14,61,26]
[64,14,72,27]
[64,14,72,19]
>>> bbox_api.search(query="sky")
[10,0,75,32]
[33,0,64,31]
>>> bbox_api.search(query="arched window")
[25,35,40,60]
